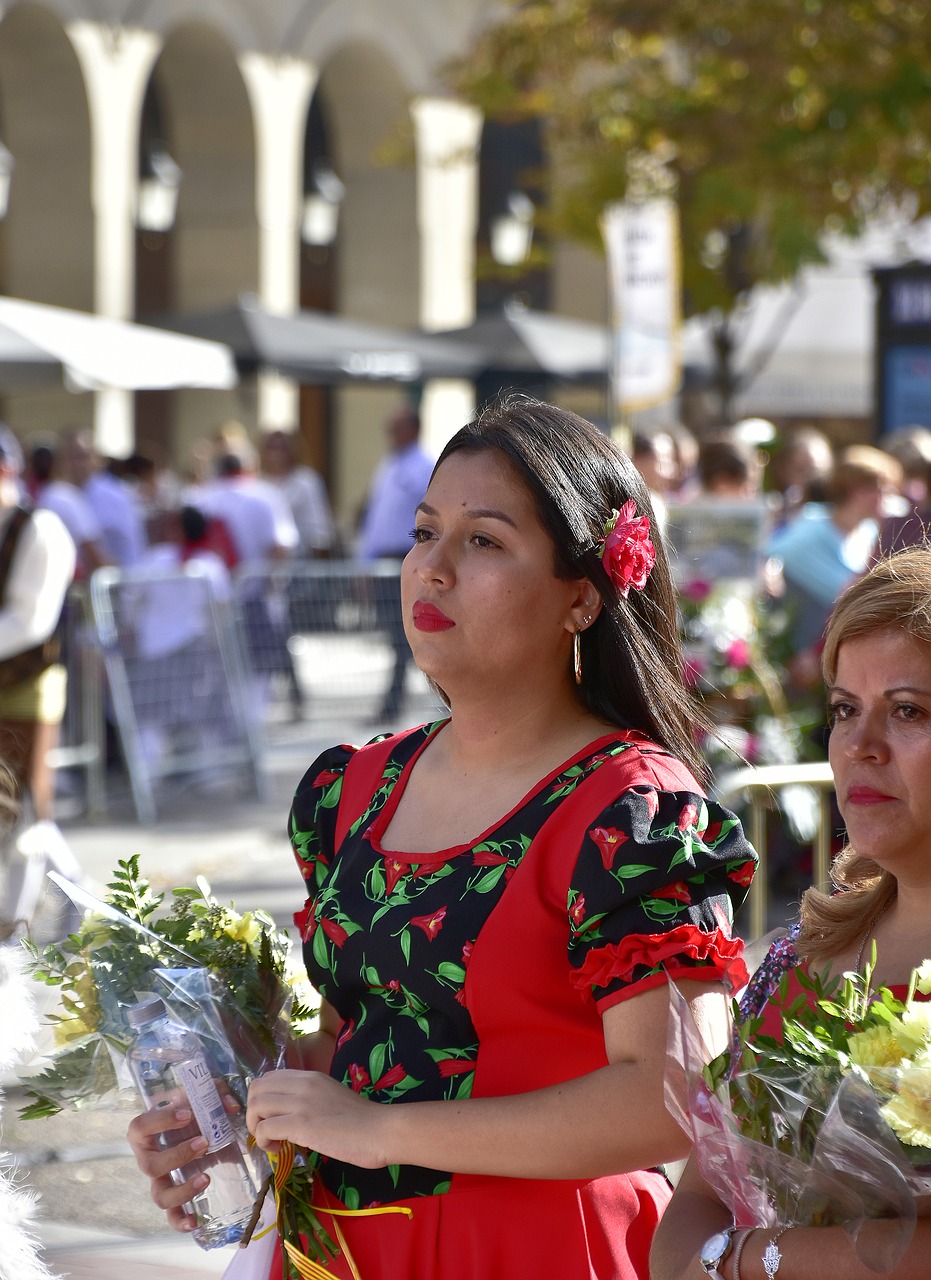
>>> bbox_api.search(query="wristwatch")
[698,1225,736,1279]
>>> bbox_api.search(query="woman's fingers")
[127,1101,210,1234]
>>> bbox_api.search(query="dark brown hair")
[433,396,708,778]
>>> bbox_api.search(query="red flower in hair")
[599,500,656,599]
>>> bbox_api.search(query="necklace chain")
[854,900,892,973]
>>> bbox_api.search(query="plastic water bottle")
[126,996,259,1249]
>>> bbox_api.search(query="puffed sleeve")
[567,785,755,1011]
[289,743,356,895]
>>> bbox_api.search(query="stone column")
[239,52,317,432]
[67,21,160,457]
[411,96,482,455]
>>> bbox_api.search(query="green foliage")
[454,1,931,318]
[702,946,931,1192]
[20,856,316,1119]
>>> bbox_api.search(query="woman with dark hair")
[129,397,756,1280]
[651,547,931,1280]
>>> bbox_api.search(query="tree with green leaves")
[454,0,931,420]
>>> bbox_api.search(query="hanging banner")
[601,198,681,416]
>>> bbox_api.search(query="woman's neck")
[435,688,613,778]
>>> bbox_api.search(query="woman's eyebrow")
[415,501,518,528]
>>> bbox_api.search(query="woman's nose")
[845,711,889,762]
[416,537,453,583]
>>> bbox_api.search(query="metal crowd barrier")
[50,583,106,817]
[89,564,265,825]
[232,560,435,726]
[715,760,837,940]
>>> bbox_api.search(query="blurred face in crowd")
[261,432,293,477]
[634,433,677,495]
[62,432,96,487]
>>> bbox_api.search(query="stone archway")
[141,21,258,466]
[314,41,420,526]
[0,3,95,437]
[0,3,94,309]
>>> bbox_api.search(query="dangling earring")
[574,614,593,686]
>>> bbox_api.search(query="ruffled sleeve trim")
[571,924,750,1008]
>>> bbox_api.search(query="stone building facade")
[0,0,607,522]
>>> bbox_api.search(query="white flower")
[893,1003,931,1057]
[914,959,931,997]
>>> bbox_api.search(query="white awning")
[0,296,237,392]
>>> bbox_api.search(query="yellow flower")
[915,960,931,997]
[881,1063,931,1148]
[848,1024,904,1070]
[223,911,262,948]
[893,1004,931,1057]
[187,926,205,943]
[53,1015,95,1047]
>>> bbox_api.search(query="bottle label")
[176,1054,236,1154]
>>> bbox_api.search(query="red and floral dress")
[286,721,755,1280]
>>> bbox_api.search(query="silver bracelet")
[732,1229,752,1280]
[762,1226,788,1279]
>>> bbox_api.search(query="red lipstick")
[845,786,895,805]
[412,601,454,632]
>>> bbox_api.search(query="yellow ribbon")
[262,1142,413,1280]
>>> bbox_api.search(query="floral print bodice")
[290,722,755,1208]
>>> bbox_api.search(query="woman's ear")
[565,579,603,635]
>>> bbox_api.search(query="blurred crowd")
[0,403,927,926]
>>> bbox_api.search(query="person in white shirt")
[29,442,109,580]
[358,405,435,721]
[195,445,302,717]
[58,428,146,568]
[259,429,336,557]
[0,433,82,933]
[129,506,234,775]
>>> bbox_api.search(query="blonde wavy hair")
[797,547,931,964]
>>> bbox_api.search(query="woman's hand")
[247,1069,390,1170]
[126,1091,241,1233]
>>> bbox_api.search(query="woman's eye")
[828,701,854,725]
[471,533,498,549]
[410,527,434,544]
[894,702,924,721]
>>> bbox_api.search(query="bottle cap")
[127,996,167,1028]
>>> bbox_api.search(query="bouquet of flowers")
[666,951,931,1273]
[18,857,347,1280]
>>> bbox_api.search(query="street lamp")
[301,162,345,247]
[136,148,182,234]
[490,191,535,266]
[0,142,15,221]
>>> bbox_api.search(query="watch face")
[699,1230,732,1266]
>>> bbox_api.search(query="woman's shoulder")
[293,721,444,804]
[589,728,704,795]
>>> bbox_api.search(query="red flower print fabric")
[289,725,756,1211]
[566,785,754,1007]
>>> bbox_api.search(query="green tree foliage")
[455,0,931,368]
